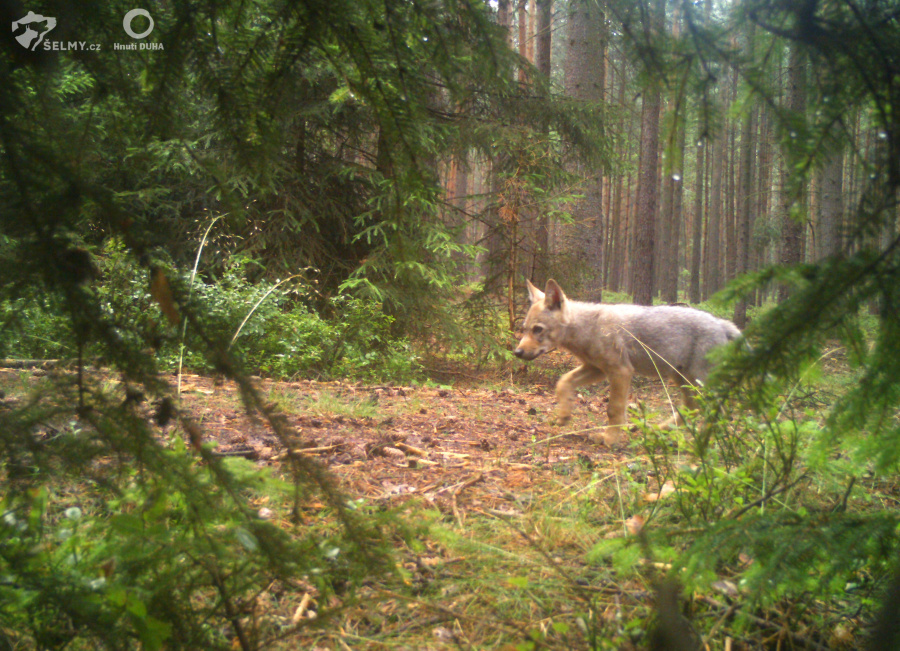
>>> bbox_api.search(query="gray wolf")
[514,279,740,445]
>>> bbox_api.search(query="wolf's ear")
[544,279,566,311]
[525,278,544,304]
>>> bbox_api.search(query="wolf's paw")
[548,412,571,427]
[590,427,626,448]
[660,411,687,430]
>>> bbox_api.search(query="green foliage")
[0,387,394,650]
[1,242,420,382]
[183,258,421,383]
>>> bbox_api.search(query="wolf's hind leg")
[662,383,699,428]
[678,383,700,424]
[551,364,605,426]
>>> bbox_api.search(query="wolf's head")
[514,279,568,361]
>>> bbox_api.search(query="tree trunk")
[532,0,553,285]
[661,113,685,304]
[632,89,662,305]
[689,136,706,303]
[705,127,725,299]
[733,97,756,329]
[483,0,513,291]
[564,0,606,299]
[818,151,843,259]
[608,61,630,294]
[778,44,807,303]
[754,105,773,305]
[632,0,666,305]
[724,67,738,284]
[517,0,528,85]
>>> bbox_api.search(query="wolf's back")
[609,304,738,381]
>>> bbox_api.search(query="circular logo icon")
[123,9,153,39]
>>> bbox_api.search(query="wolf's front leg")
[550,364,605,426]
[606,370,632,429]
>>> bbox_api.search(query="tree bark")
[532,0,553,285]
[818,151,843,259]
[632,0,666,306]
[705,126,725,299]
[733,98,756,329]
[689,137,706,304]
[778,44,807,303]
[564,0,606,299]
[632,88,662,305]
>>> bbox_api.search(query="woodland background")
[2,0,900,649]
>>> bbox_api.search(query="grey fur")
[514,279,740,445]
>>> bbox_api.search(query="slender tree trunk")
[451,157,470,276]
[754,105,773,305]
[661,113,685,304]
[564,0,606,299]
[659,6,684,305]
[531,0,552,285]
[632,92,662,305]
[632,0,666,305]
[724,67,738,284]
[778,44,807,303]
[734,18,757,330]
[705,129,725,298]
[819,151,843,259]
[527,0,536,61]
[517,0,528,85]
[689,136,706,303]
[671,122,686,299]
[609,64,631,293]
[657,121,673,296]
[733,95,756,329]
[483,0,513,291]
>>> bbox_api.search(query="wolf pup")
[514,279,740,445]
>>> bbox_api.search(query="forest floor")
[177,354,692,651]
[0,351,861,650]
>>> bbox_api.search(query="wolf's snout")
[514,347,539,361]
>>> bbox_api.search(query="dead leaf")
[150,267,180,325]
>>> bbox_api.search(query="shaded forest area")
[2,0,900,649]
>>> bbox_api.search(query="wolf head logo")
[12,11,57,51]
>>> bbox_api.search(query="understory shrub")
[0,243,420,383]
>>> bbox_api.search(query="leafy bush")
[0,383,394,651]
[0,242,420,383]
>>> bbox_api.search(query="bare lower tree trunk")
[734,18,757,330]
[517,0,528,85]
[689,137,705,304]
[733,99,756,329]
[532,0,553,285]
[661,114,685,304]
[705,130,725,298]
[632,90,662,305]
[818,150,843,259]
[754,105,773,305]
[564,0,606,299]
[778,44,807,303]
[608,65,630,293]
[632,0,665,305]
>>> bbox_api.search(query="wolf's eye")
[532,325,544,335]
